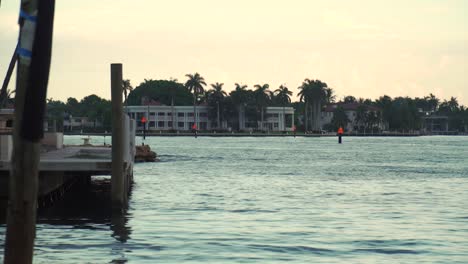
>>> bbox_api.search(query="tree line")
[44,73,468,133]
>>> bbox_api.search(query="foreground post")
[5,1,55,263]
[111,63,125,208]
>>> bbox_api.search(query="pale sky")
[1,0,467,104]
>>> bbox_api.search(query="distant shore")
[63,132,468,137]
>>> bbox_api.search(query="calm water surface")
[1,136,468,263]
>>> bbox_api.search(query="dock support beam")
[111,63,125,209]
[4,1,55,263]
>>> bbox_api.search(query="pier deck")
[0,146,114,173]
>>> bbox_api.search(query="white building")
[125,105,295,132]
[63,116,102,131]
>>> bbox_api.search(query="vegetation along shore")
[34,74,468,135]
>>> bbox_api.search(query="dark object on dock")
[135,145,158,162]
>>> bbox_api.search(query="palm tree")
[230,83,248,130]
[309,80,328,132]
[355,104,367,132]
[426,93,439,112]
[298,83,311,132]
[254,83,270,131]
[122,79,133,104]
[448,97,459,112]
[185,73,206,129]
[323,87,336,104]
[275,85,292,131]
[208,82,227,129]
[298,79,328,132]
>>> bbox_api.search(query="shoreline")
[62,132,468,137]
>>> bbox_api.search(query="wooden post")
[111,63,125,209]
[4,1,55,263]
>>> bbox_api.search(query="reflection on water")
[0,177,132,263]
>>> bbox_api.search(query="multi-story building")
[125,105,295,132]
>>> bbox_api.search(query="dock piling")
[5,1,55,263]
[111,63,125,209]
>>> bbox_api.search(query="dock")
[0,117,135,200]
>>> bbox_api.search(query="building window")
[178,113,185,117]
[158,121,165,128]
[178,122,184,128]
[188,112,194,117]
[158,112,165,116]
[274,123,279,128]
[199,112,207,117]
[149,121,155,128]
[168,121,173,128]
[150,112,155,116]
[167,112,172,116]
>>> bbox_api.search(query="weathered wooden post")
[111,63,125,209]
[4,1,55,263]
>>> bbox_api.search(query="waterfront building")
[421,115,449,133]
[125,105,295,132]
[63,116,103,131]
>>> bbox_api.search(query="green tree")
[375,95,393,130]
[46,98,67,131]
[323,87,336,104]
[426,93,439,112]
[275,85,292,130]
[253,83,270,131]
[80,94,106,128]
[343,96,357,103]
[331,106,349,130]
[66,97,80,116]
[298,82,311,132]
[122,79,133,103]
[230,83,249,130]
[207,82,227,129]
[298,79,328,132]
[355,104,367,131]
[127,79,192,106]
[185,73,207,129]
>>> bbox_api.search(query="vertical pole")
[111,63,125,209]
[5,0,55,263]
[5,67,40,264]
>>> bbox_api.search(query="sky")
[1,0,467,104]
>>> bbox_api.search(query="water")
[1,136,468,263]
